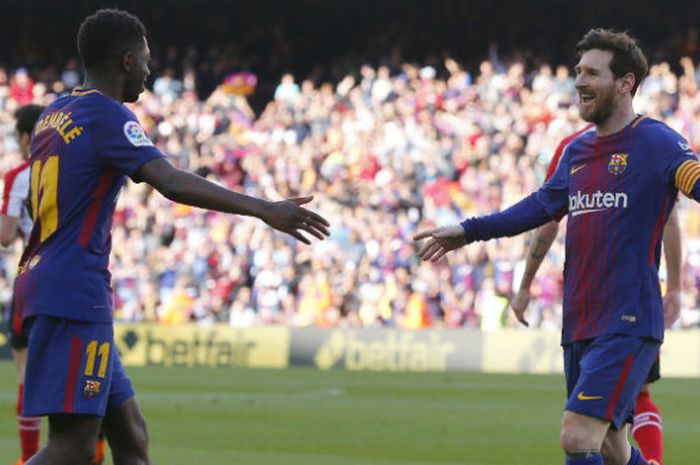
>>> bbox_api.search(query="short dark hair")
[15,104,45,135]
[575,29,648,96]
[77,9,146,70]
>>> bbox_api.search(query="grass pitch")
[0,362,697,464]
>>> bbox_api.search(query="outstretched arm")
[662,205,681,328]
[509,220,559,326]
[134,158,330,244]
[415,189,562,262]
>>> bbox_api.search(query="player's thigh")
[102,397,148,456]
[560,409,610,451]
[23,316,118,417]
[43,413,102,463]
[564,334,659,430]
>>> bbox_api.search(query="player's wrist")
[460,217,478,241]
[248,198,272,221]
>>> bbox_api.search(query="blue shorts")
[23,316,135,417]
[563,333,660,430]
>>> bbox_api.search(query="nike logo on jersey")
[577,392,604,401]
[570,164,586,175]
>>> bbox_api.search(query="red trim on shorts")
[606,354,634,420]
[63,336,83,413]
[79,171,114,247]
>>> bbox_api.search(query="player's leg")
[101,349,149,465]
[102,398,149,465]
[11,335,41,463]
[561,341,607,464]
[22,317,120,465]
[561,335,658,465]
[560,410,609,464]
[632,357,663,465]
[25,414,101,465]
[602,427,649,465]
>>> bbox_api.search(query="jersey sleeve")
[461,149,569,241]
[544,139,567,182]
[659,125,700,199]
[93,102,165,179]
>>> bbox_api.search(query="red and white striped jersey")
[1,160,32,244]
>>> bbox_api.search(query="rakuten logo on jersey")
[569,190,628,217]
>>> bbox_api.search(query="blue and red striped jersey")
[15,88,164,323]
[546,116,692,343]
[545,124,594,182]
[462,115,700,344]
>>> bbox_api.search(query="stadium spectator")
[1,49,700,331]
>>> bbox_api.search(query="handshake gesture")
[413,224,469,262]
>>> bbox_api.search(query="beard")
[578,87,615,125]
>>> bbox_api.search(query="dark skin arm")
[134,158,329,244]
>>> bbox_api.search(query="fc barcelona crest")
[608,153,628,175]
[83,380,101,399]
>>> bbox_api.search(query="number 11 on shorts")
[84,340,110,378]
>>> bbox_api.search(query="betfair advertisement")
[1,323,698,376]
[113,324,290,369]
[290,328,483,372]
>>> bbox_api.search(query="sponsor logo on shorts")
[577,391,604,401]
[83,380,102,399]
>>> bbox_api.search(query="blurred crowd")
[1,52,700,331]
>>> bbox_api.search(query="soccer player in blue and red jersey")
[509,126,678,465]
[4,106,110,465]
[17,9,329,465]
[416,29,698,465]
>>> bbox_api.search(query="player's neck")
[81,74,125,102]
[595,102,636,137]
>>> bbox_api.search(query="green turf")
[0,362,697,464]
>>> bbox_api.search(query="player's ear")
[122,50,136,72]
[20,132,31,148]
[618,72,635,95]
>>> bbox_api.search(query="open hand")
[509,288,531,327]
[413,225,469,262]
[663,289,681,329]
[263,196,330,244]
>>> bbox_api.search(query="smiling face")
[574,49,620,125]
[123,36,151,103]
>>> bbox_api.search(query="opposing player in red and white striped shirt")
[2,104,44,465]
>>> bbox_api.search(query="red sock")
[633,390,663,465]
[17,384,41,461]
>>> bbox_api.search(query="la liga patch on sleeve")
[123,121,154,147]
